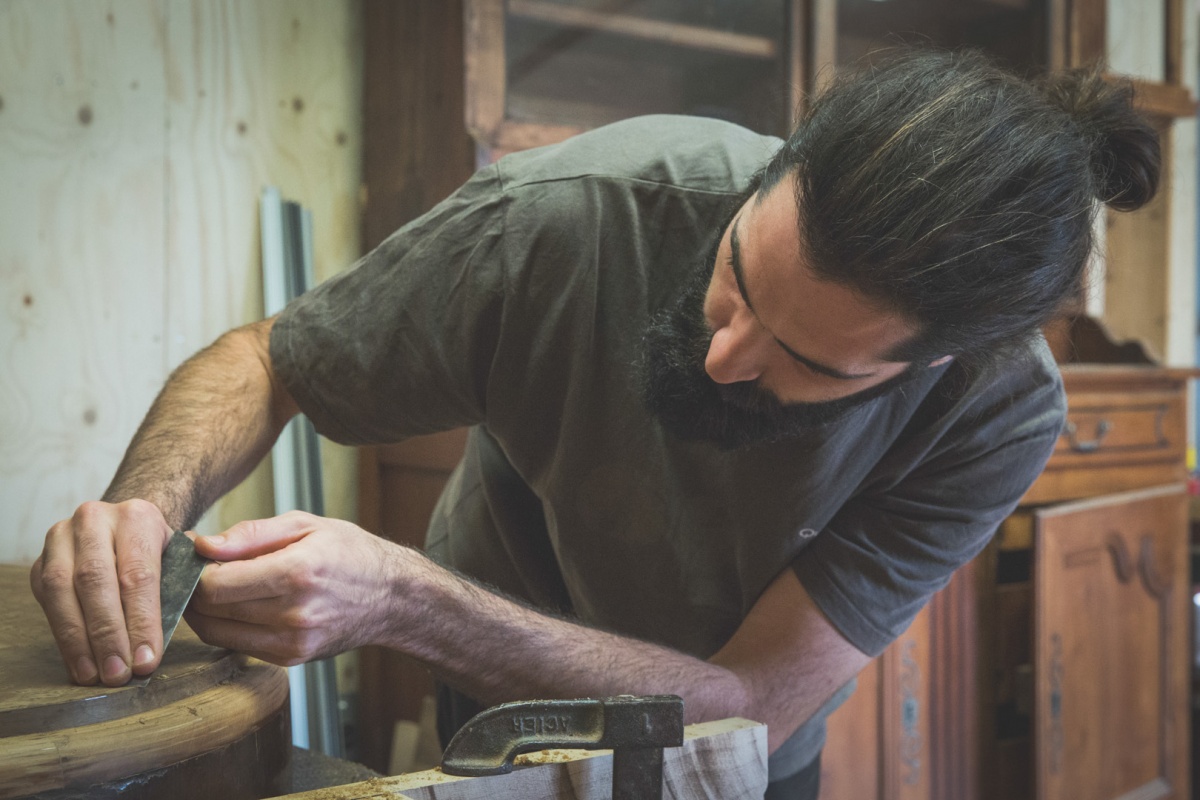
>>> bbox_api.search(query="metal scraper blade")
[157,531,210,657]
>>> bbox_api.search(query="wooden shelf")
[1126,76,1199,119]
[507,0,779,60]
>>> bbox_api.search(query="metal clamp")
[441,695,684,800]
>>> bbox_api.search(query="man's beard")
[638,248,920,450]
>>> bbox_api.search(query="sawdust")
[514,748,597,766]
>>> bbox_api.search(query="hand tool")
[157,531,211,650]
[441,694,684,799]
[128,531,210,688]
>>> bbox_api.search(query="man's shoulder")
[923,333,1066,451]
[843,334,1065,480]
[967,334,1064,414]
[495,115,781,197]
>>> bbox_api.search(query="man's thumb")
[191,514,313,561]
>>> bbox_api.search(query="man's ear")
[927,355,954,368]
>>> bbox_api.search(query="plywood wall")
[0,0,363,563]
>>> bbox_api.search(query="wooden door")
[821,600,935,800]
[1034,485,1189,800]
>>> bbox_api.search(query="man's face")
[641,174,933,449]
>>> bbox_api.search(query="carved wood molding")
[1106,532,1136,583]
[1138,534,1171,598]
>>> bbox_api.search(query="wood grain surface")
[0,563,291,797]
[0,1,170,564]
[0,0,363,565]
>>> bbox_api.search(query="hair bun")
[1040,69,1162,211]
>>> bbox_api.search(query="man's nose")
[705,314,769,385]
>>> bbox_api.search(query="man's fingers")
[194,512,315,562]
[69,503,134,686]
[184,609,320,667]
[189,594,297,626]
[115,512,172,676]
[185,517,388,664]
[195,546,305,605]
[32,499,173,686]
[30,535,100,685]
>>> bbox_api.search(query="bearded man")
[32,50,1160,799]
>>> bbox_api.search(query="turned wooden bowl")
[0,563,291,799]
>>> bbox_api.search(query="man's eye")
[728,257,749,304]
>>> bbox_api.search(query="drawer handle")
[1064,419,1111,453]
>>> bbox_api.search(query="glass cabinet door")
[465,0,1058,158]
[466,0,796,155]
[832,0,1050,76]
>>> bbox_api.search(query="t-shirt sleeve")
[270,165,508,445]
[792,360,1065,657]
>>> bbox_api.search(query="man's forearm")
[187,514,868,751]
[388,557,750,723]
[103,318,295,529]
[379,548,860,752]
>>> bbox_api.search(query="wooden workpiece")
[0,563,291,799]
[272,717,767,800]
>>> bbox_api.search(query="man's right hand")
[30,499,173,686]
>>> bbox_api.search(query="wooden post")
[358,0,475,773]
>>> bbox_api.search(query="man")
[31,50,1159,798]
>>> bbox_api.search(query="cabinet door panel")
[822,657,881,800]
[822,601,935,800]
[1034,485,1189,800]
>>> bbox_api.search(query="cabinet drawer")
[1023,368,1190,504]
[1050,396,1182,464]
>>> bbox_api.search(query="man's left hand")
[185,511,405,665]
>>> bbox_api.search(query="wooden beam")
[272,718,768,800]
[464,0,507,145]
[507,0,777,60]
[363,0,474,251]
[1164,0,1185,86]
[810,0,838,95]
[359,0,475,773]
[1068,0,1107,67]
[491,119,585,152]
[786,0,806,124]
[1048,0,1068,70]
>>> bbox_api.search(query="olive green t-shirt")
[271,115,1064,776]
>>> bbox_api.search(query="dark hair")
[757,49,1161,369]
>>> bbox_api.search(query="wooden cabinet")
[977,485,1191,800]
[464,0,1057,159]
[465,0,1195,141]
[1033,486,1188,800]
[996,367,1193,800]
[823,366,1194,800]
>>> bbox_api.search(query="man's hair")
[757,49,1161,369]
